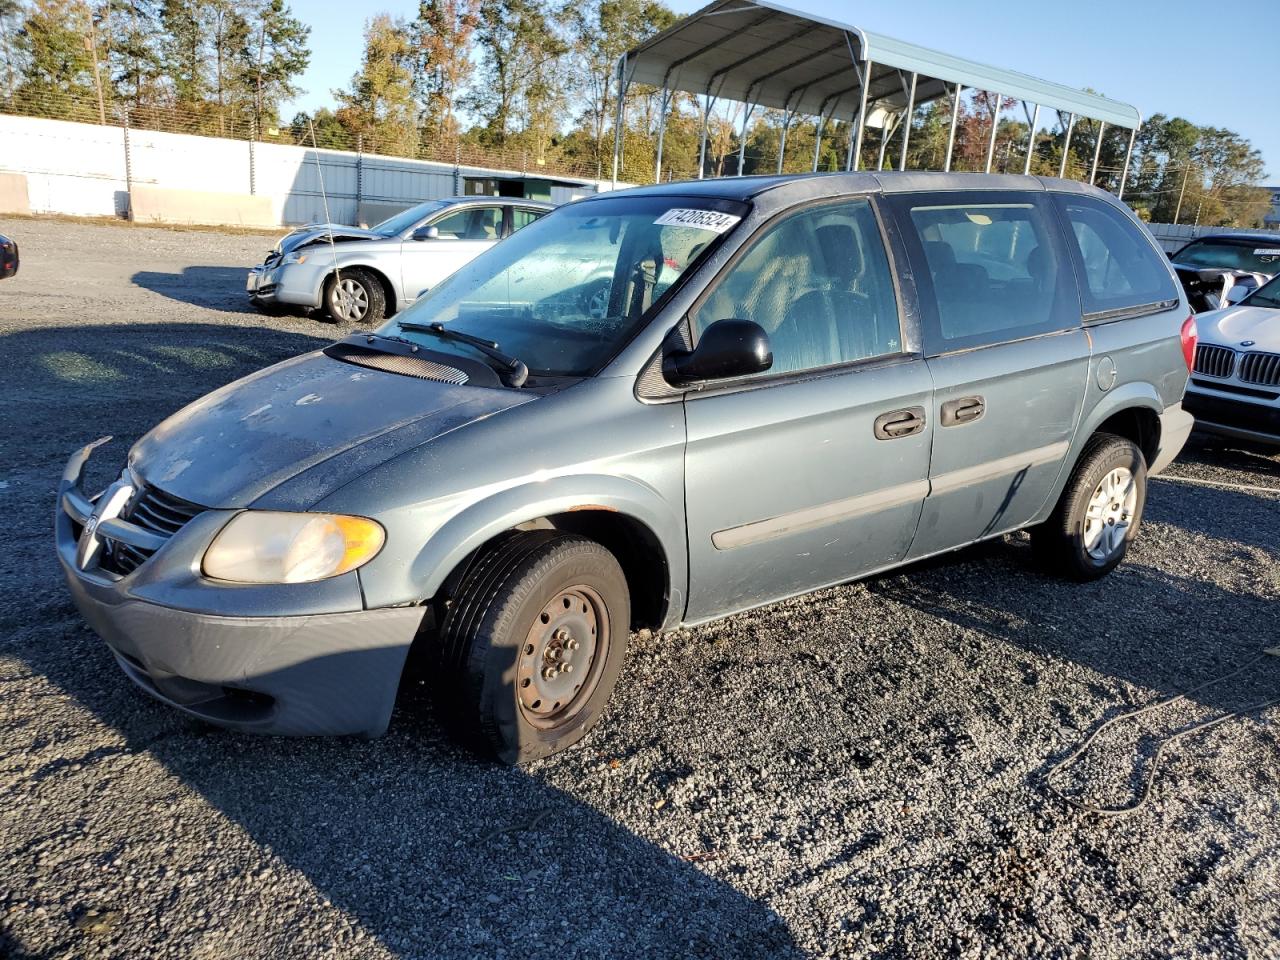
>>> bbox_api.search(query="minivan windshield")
[1175,238,1280,275]
[384,195,748,377]
[372,201,449,237]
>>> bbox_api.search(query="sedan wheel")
[325,268,386,325]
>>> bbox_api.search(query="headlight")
[202,512,385,584]
[281,252,308,266]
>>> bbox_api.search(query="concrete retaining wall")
[128,184,275,228]
[0,172,30,214]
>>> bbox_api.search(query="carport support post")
[1059,113,1075,178]
[984,94,1001,173]
[654,86,670,183]
[898,72,917,171]
[943,83,961,172]
[737,100,755,176]
[1090,120,1106,184]
[1118,124,1139,199]
[697,90,715,180]
[1023,103,1040,175]
[609,55,628,188]
[851,58,872,171]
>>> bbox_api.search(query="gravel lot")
[1,215,1278,959]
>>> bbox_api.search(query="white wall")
[0,114,612,226]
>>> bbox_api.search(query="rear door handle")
[873,406,926,440]
[940,396,985,427]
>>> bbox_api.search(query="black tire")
[436,531,630,764]
[1031,432,1147,581]
[324,268,386,325]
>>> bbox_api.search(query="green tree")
[334,14,417,156]
[158,0,204,106]
[238,0,310,134]
[411,0,478,142]
[0,0,27,103]
[465,0,566,148]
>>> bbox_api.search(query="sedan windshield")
[1242,273,1280,309]
[372,201,449,237]
[383,195,748,377]
[1175,239,1280,274]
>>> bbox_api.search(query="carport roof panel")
[623,0,1141,128]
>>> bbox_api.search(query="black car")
[0,234,17,279]
[1170,233,1280,312]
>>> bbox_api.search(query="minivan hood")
[129,351,531,509]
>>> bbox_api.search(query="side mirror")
[663,318,772,385]
[411,225,440,241]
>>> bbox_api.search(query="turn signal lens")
[1180,314,1198,373]
[202,512,385,584]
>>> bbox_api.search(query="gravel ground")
[1,216,1279,959]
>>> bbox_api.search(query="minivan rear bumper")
[1150,401,1196,474]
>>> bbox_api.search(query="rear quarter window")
[888,191,1079,354]
[1052,194,1178,317]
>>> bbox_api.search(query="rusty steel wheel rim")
[517,586,608,728]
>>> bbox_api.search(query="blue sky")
[285,0,1275,182]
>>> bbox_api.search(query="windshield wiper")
[397,320,528,387]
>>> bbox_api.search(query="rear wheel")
[1031,433,1147,581]
[324,268,386,324]
[435,531,630,764]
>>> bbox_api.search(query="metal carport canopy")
[620,0,1141,130]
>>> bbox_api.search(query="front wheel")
[436,531,630,764]
[324,268,386,325]
[1031,433,1147,581]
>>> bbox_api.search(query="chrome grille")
[1193,343,1236,379]
[99,485,204,576]
[1238,351,1280,388]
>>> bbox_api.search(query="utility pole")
[82,1,107,124]
[1174,164,1191,224]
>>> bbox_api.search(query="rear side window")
[511,208,545,231]
[1053,194,1178,316]
[890,192,1078,353]
[690,198,902,377]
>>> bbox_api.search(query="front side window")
[1053,194,1178,315]
[689,199,902,377]
[386,196,747,377]
[430,205,504,240]
[893,192,1076,352]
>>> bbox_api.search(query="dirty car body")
[58,173,1195,759]
[1170,233,1280,312]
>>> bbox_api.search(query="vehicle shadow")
[1,320,799,958]
[1179,433,1280,478]
[131,266,265,315]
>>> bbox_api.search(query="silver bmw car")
[247,197,552,323]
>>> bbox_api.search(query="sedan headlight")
[203,512,385,584]
[281,252,308,266]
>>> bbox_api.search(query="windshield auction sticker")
[654,208,742,234]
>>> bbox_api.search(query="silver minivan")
[57,173,1196,763]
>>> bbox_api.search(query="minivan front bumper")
[56,441,424,738]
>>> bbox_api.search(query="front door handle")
[940,396,985,427]
[874,406,926,440]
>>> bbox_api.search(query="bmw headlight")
[202,512,385,584]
